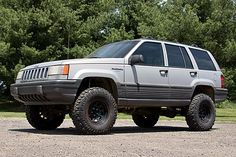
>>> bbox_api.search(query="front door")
[124,42,169,104]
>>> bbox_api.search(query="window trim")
[189,48,216,71]
[179,46,187,68]
[165,44,193,69]
[180,46,194,69]
[129,41,165,67]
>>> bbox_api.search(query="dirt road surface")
[0,118,235,157]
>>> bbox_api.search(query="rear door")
[165,44,197,102]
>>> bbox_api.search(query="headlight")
[16,71,24,80]
[48,64,69,76]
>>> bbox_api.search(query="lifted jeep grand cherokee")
[11,39,228,134]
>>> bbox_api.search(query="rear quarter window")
[190,48,216,71]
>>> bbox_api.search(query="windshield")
[88,40,139,58]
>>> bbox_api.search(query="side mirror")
[130,55,144,66]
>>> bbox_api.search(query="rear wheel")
[132,110,159,128]
[186,94,215,131]
[26,105,65,130]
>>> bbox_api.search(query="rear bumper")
[10,80,81,105]
[215,88,228,103]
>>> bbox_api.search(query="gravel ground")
[0,118,235,157]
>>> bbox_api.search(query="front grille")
[22,67,48,81]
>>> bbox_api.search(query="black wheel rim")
[141,114,150,121]
[199,102,211,122]
[36,107,51,120]
[39,111,48,120]
[37,106,62,121]
[88,101,108,124]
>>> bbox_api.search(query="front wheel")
[71,87,117,134]
[26,105,65,130]
[132,110,159,128]
[186,94,215,131]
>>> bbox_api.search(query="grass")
[0,112,25,118]
[216,108,236,122]
[1,99,236,123]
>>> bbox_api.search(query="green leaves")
[0,0,236,99]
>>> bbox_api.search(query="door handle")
[160,70,168,75]
[190,71,197,77]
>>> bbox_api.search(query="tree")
[0,0,235,100]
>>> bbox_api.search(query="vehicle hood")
[23,58,125,70]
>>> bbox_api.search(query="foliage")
[0,0,236,100]
[223,68,236,100]
[216,99,235,108]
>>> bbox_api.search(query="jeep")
[11,39,228,134]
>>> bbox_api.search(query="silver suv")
[11,39,228,134]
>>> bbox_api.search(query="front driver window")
[132,42,164,66]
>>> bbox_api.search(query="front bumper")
[11,80,81,105]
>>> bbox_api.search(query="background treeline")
[0,0,236,100]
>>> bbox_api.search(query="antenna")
[67,25,70,59]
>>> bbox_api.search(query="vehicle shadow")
[9,125,202,135]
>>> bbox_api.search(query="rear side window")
[190,48,216,71]
[180,47,193,69]
[165,44,193,69]
[166,44,185,68]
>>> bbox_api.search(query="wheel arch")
[75,77,119,103]
[192,85,215,102]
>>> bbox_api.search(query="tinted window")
[190,48,216,71]
[132,42,164,66]
[180,47,193,69]
[88,41,138,58]
[166,44,185,68]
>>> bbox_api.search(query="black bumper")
[215,88,228,103]
[10,80,81,105]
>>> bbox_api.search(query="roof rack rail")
[142,36,156,40]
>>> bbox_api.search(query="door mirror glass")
[130,55,144,65]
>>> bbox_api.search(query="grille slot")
[19,94,49,102]
[22,67,48,81]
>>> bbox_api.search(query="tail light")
[221,75,225,88]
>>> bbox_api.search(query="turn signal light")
[63,64,69,75]
[48,64,70,76]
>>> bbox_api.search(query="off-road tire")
[186,94,215,131]
[132,111,159,128]
[25,105,65,130]
[72,87,117,135]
